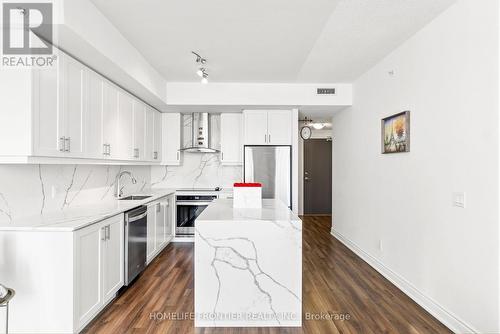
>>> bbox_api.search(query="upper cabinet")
[220,113,243,165]
[0,47,164,164]
[161,113,181,165]
[243,110,292,145]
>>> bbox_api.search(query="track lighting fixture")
[192,51,209,83]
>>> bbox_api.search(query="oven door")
[176,201,212,236]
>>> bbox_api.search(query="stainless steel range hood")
[179,113,219,153]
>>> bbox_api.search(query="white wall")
[331,0,499,333]
[166,83,352,107]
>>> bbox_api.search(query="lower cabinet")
[75,214,124,331]
[147,194,175,263]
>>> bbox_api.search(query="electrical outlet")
[453,192,466,208]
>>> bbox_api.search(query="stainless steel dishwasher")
[124,206,147,285]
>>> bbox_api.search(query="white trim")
[330,229,477,334]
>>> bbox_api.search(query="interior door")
[86,71,104,159]
[64,55,86,158]
[267,110,292,145]
[102,81,118,158]
[102,216,124,303]
[133,101,145,160]
[304,138,332,215]
[244,110,268,145]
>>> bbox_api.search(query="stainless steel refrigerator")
[244,146,292,208]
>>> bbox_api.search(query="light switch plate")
[453,192,466,208]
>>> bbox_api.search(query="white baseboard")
[330,229,477,334]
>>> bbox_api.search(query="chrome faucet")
[114,171,137,198]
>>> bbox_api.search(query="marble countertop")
[0,188,176,232]
[196,199,301,223]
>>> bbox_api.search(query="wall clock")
[300,126,312,140]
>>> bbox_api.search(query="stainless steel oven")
[176,195,217,237]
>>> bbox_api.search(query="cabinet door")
[117,91,134,160]
[146,204,157,262]
[155,202,166,250]
[75,222,104,328]
[102,81,118,159]
[102,215,124,304]
[161,113,181,165]
[267,110,292,145]
[165,195,175,238]
[153,111,162,162]
[63,55,86,157]
[244,110,268,145]
[221,113,243,165]
[86,71,104,159]
[133,101,145,160]
[145,107,155,161]
[33,53,65,157]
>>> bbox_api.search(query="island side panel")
[195,219,302,327]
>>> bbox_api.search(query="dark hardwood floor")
[83,216,451,334]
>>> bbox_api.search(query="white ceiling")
[90,0,455,83]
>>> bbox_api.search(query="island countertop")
[196,198,301,223]
[195,198,302,328]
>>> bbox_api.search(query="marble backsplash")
[0,165,150,223]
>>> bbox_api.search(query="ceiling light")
[192,51,206,64]
[196,67,206,77]
[201,73,208,84]
[312,123,325,130]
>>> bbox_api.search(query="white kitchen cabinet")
[155,201,166,250]
[63,54,87,158]
[154,110,162,162]
[145,107,155,162]
[75,214,124,330]
[147,194,175,264]
[75,220,103,328]
[86,71,104,159]
[102,81,119,159]
[161,113,181,165]
[0,45,164,164]
[243,110,292,145]
[146,203,157,262]
[220,113,243,165]
[133,100,146,160]
[117,91,134,160]
[243,110,268,145]
[102,216,124,304]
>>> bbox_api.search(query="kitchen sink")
[119,195,152,201]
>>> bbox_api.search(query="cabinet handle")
[134,148,139,158]
[101,227,106,241]
[103,144,107,156]
[156,203,161,213]
[176,151,180,161]
[221,152,224,161]
[59,137,65,152]
[108,144,111,156]
[106,225,110,240]
[65,137,71,152]
[153,151,158,160]
[264,134,267,143]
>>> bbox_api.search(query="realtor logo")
[2,2,53,55]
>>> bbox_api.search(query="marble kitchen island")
[195,199,302,327]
